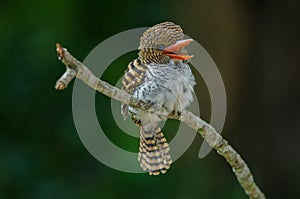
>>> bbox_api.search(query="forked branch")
[54,43,266,199]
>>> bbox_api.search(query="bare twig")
[54,43,266,199]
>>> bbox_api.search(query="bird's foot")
[168,110,181,119]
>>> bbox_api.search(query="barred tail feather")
[138,126,172,175]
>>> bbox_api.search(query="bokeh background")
[1,0,299,198]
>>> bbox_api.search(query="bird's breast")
[133,62,196,114]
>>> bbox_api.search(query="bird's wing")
[121,58,148,119]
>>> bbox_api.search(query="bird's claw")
[168,110,181,119]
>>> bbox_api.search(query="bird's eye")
[157,44,165,50]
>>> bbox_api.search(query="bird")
[121,22,196,175]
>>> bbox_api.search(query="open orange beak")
[163,39,193,60]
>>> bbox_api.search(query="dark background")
[1,0,299,198]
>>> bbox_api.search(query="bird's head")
[138,22,193,64]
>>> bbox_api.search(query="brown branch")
[54,43,266,199]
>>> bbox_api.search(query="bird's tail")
[138,126,172,175]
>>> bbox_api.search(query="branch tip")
[55,80,67,90]
[56,43,64,60]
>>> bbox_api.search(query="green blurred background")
[1,0,299,198]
